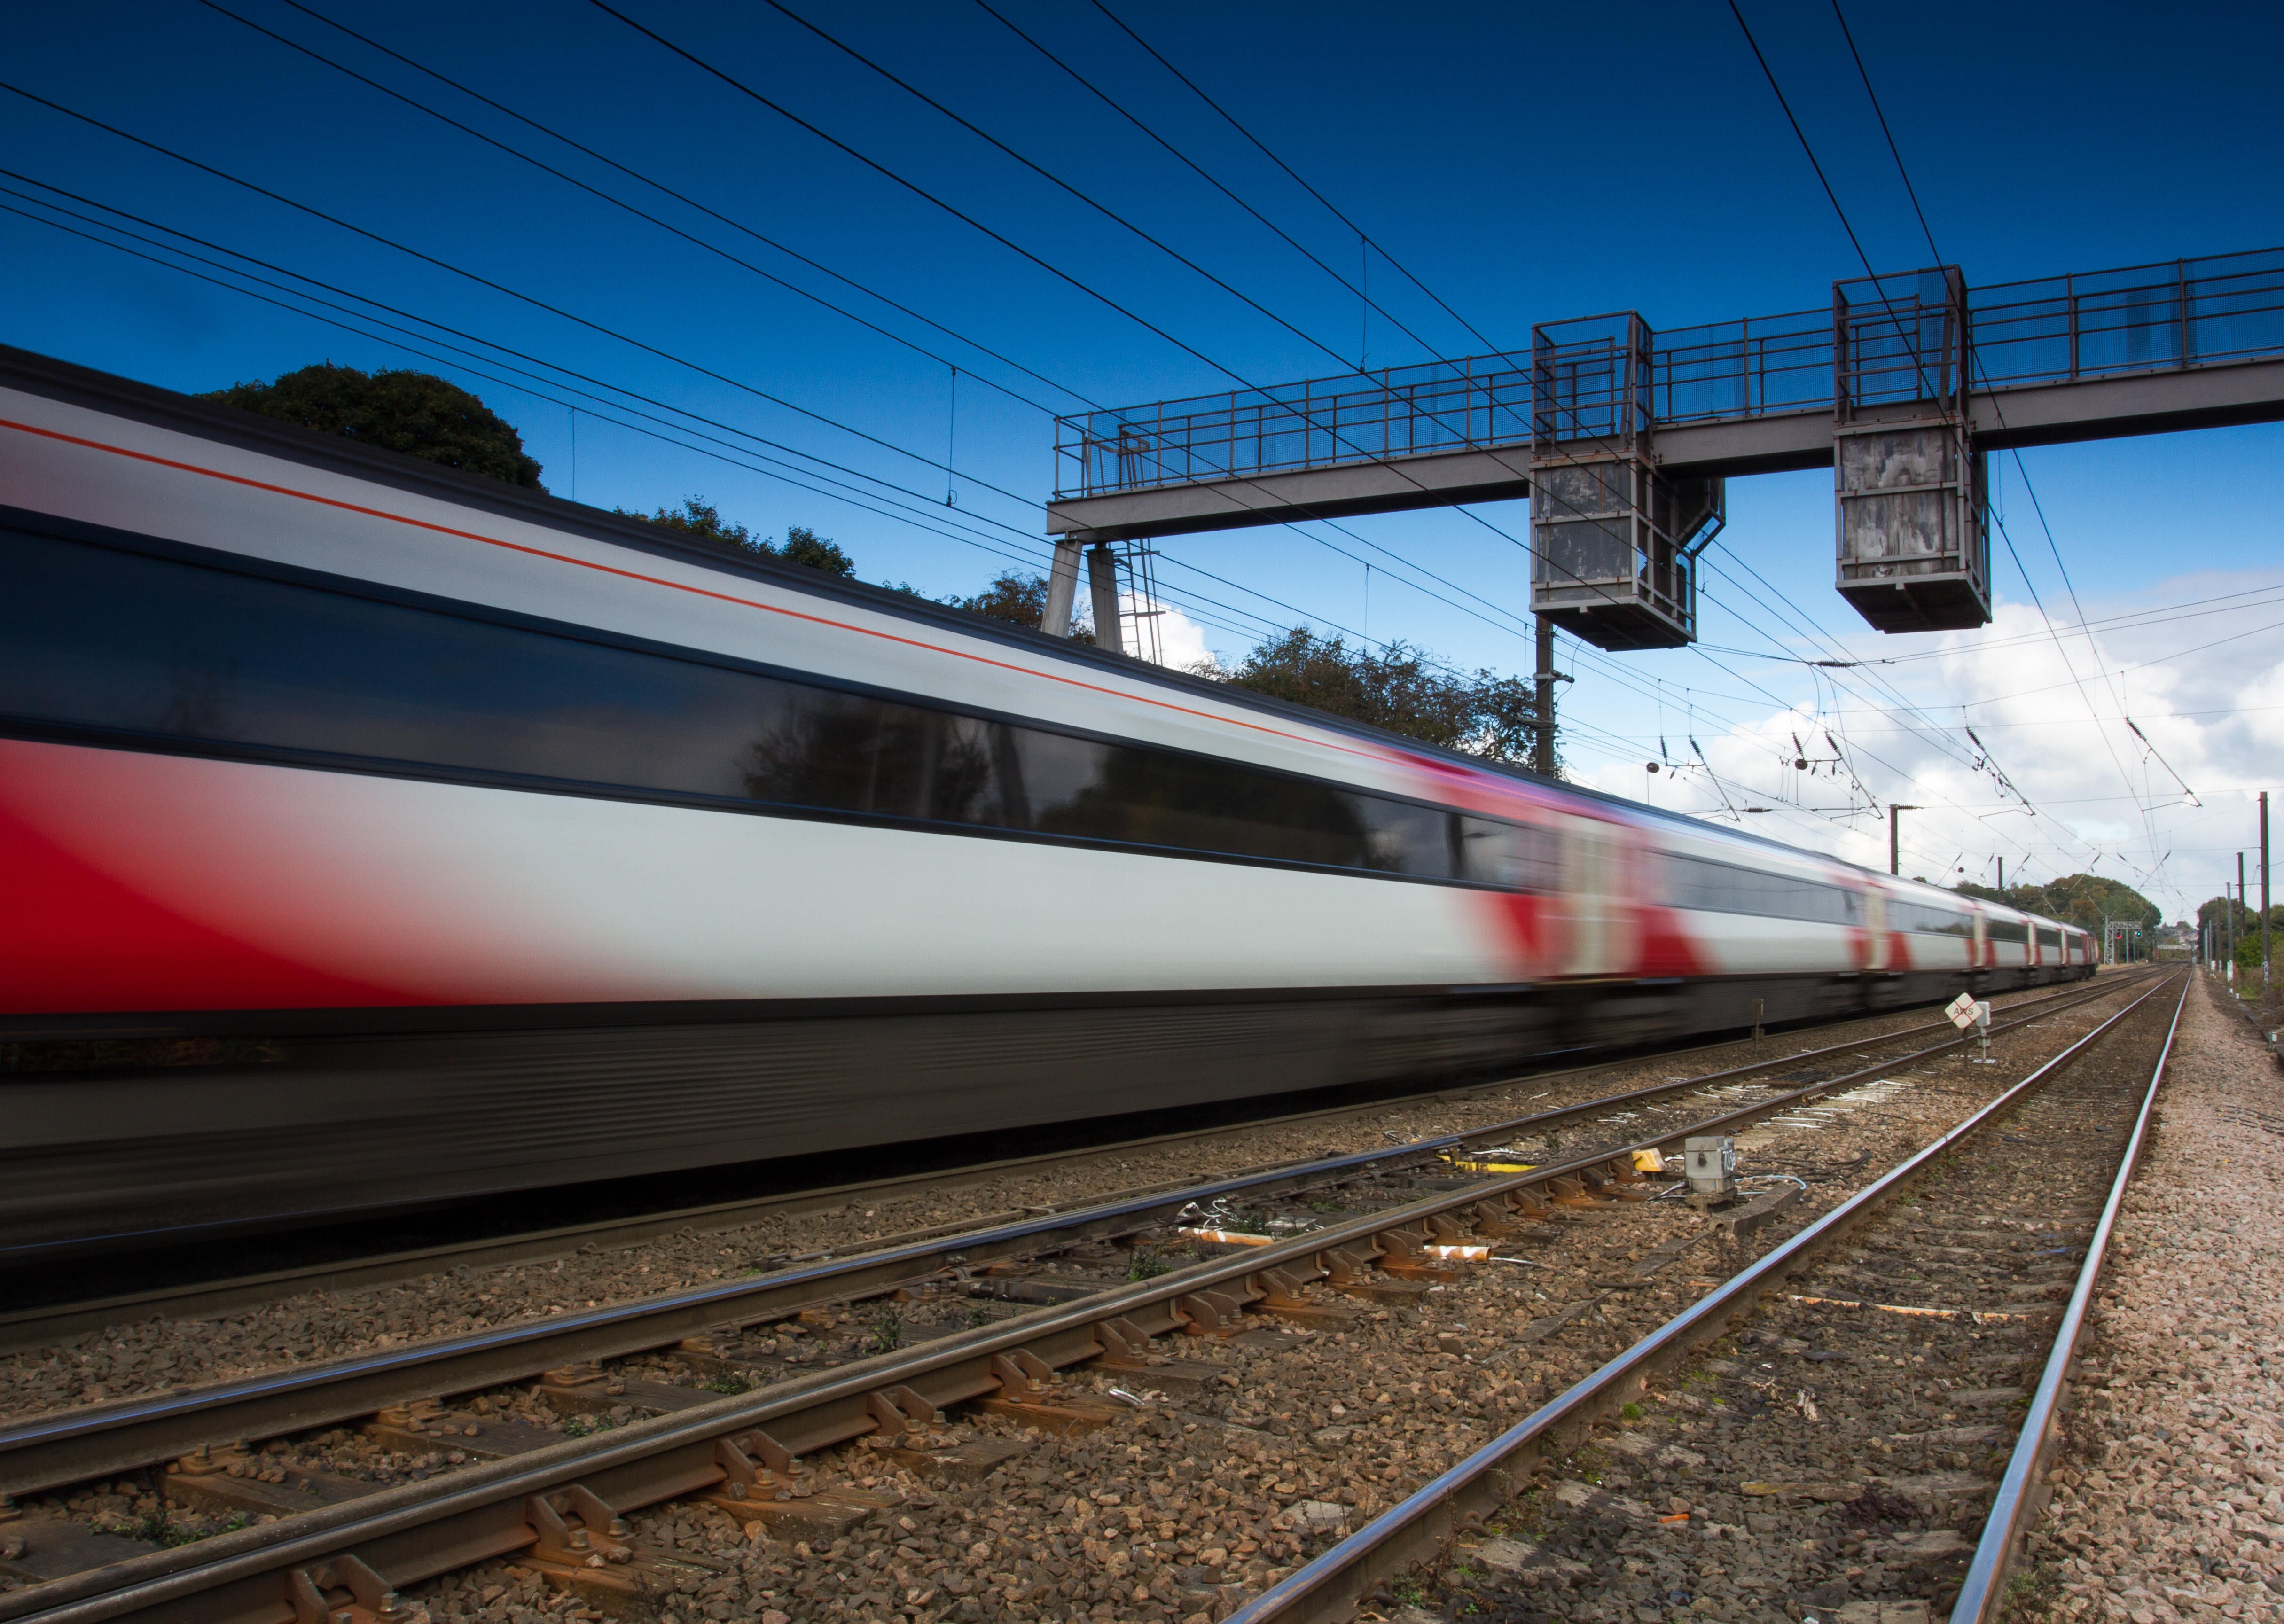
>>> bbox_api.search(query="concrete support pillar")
[1087,545,1123,656]
[1041,539,1083,637]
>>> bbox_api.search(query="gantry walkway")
[1045,247,2284,650]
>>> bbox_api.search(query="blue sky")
[5,0,2279,917]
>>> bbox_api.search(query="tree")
[201,363,542,487]
[942,570,1094,643]
[617,497,855,577]
[626,495,760,550]
[780,525,856,577]
[1203,626,1548,770]
[1954,873,2160,933]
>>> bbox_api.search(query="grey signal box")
[1683,1136,1737,1199]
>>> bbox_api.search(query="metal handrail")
[1053,244,2284,500]
[1223,971,2182,1624]
[1948,970,2193,1623]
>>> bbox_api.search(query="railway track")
[1237,969,2190,1624]
[0,976,2139,1349]
[0,972,2155,1624]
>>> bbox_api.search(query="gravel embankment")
[0,988,2105,1425]
[2013,973,2284,1624]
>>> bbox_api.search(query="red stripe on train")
[0,801,421,1015]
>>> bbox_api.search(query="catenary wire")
[196,0,1070,419]
[272,0,1099,414]
[966,0,1449,365]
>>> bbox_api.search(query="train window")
[0,525,1480,883]
[1661,853,1855,924]
[1889,900,1973,936]
[1986,919,2029,944]
[1455,817,1562,891]
[1011,728,1451,875]
[2036,926,2062,950]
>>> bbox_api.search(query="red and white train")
[0,346,2092,1253]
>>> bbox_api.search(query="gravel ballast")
[2014,973,2284,1624]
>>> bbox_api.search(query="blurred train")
[0,346,2094,1254]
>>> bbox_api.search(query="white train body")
[0,348,2092,1252]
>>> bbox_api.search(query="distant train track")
[1234,971,2187,1624]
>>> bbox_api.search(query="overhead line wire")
[197,0,1069,418]
[1731,0,2160,880]
[588,0,1799,714]
[592,0,1364,391]
[191,3,1479,659]
[966,0,1448,364]
[0,79,1054,516]
[1087,0,1500,356]
[272,0,1096,414]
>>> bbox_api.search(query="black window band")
[1890,899,1973,937]
[0,522,1541,887]
[1661,852,1856,925]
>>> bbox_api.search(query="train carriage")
[0,346,2091,1254]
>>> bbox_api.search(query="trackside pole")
[1533,616,1558,776]
[1948,992,1995,1063]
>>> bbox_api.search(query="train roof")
[0,342,2067,937]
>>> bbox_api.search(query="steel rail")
[0,975,2155,1624]
[1220,970,2186,1624]
[0,973,2142,1498]
[0,974,2132,1352]
[1948,972,2192,1621]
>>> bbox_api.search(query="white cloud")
[1564,567,2284,919]
[1121,593,1214,670]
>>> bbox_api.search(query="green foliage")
[1126,1250,1172,1281]
[1206,627,1549,770]
[942,569,1094,643]
[617,497,855,576]
[934,583,1547,766]
[201,363,542,487]
[1954,874,2159,932]
[865,1305,904,1355]
[780,524,856,577]
[629,495,759,550]
[2197,893,2284,939]
[111,1510,210,1549]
